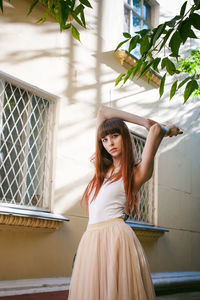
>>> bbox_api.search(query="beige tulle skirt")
[68,218,155,300]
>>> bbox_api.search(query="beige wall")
[0,0,199,281]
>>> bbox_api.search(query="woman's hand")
[166,125,183,137]
[145,119,158,131]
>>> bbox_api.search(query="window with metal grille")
[124,0,151,58]
[128,131,154,224]
[0,73,56,211]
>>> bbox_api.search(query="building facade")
[0,0,199,298]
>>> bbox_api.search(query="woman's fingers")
[168,125,183,137]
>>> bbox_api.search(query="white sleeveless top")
[88,178,127,224]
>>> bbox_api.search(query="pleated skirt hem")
[68,217,155,300]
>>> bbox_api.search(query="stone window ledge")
[114,50,162,88]
[0,206,69,230]
[126,220,168,238]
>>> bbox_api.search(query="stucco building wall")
[0,0,199,283]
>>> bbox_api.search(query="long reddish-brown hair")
[81,118,139,215]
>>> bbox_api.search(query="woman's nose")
[108,138,114,146]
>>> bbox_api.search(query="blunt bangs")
[98,118,123,140]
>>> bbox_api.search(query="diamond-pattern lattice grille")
[129,132,153,223]
[0,80,52,210]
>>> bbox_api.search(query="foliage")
[115,0,200,103]
[178,49,200,100]
[0,0,92,41]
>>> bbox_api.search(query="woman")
[68,105,182,300]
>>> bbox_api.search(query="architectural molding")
[152,271,200,294]
[0,278,70,297]
[0,207,69,230]
[126,221,168,239]
[115,50,162,88]
[0,214,62,230]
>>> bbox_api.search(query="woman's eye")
[102,138,107,143]
[113,134,118,138]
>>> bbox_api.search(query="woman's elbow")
[150,123,162,135]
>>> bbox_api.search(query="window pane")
[124,7,130,33]
[128,133,153,223]
[143,23,149,30]
[143,4,147,20]
[0,81,51,210]
[133,0,141,16]
[132,13,140,32]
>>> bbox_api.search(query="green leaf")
[71,11,85,27]
[169,31,182,57]
[170,80,178,99]
[161,57,167,69]
[140,36,150,56]
[159,73,166,98]
[74,4,84,15]
[187,28,198,39]
[180,1,187,16]
[166,15,182,27]
[70,0,76,9]
[36,9,49,24]
[159,28,173,52]
[59,0,69,29]
[115,73,126,86]
[71,25,80,41]
[190,13,200,30]
[178,76,192,89]
[27,0,39,15]
[114,39,129,52]
[0,0,3,13]
[80,10,86,27]
[123,32,131,38]
[178,18,189,42]
[63,23,72,30]
[131,59,143,79]
[147,70,152,84]
[136,29,150,37]
[138,61,153,78]
[128,35,139,52]
[194,0,200,8]
[80,0,92,8]
[184,79,199,102]
[178,18,196,43]
[162,57,177,75]
[151,23,166,46]
[152,57,161,72]
[36,17,44,24]
[123,67,135,84]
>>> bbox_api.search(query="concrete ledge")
[0,206,69,230]
[126,221,168,238]
[0,278,70,297]
[152,272,200,295]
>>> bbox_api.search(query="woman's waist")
[87,217,124,231]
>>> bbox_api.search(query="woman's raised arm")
[96,105,183,190]
[134,123,183,191]
[96,105,151,130]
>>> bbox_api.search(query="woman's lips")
[110,148,117,153]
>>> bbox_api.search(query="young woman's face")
[101,132,122,158]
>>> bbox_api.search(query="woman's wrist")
[160,124,169,136]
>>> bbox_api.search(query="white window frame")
[0,71,59,213]
[124,0,151,34]
[123,0,160,57]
